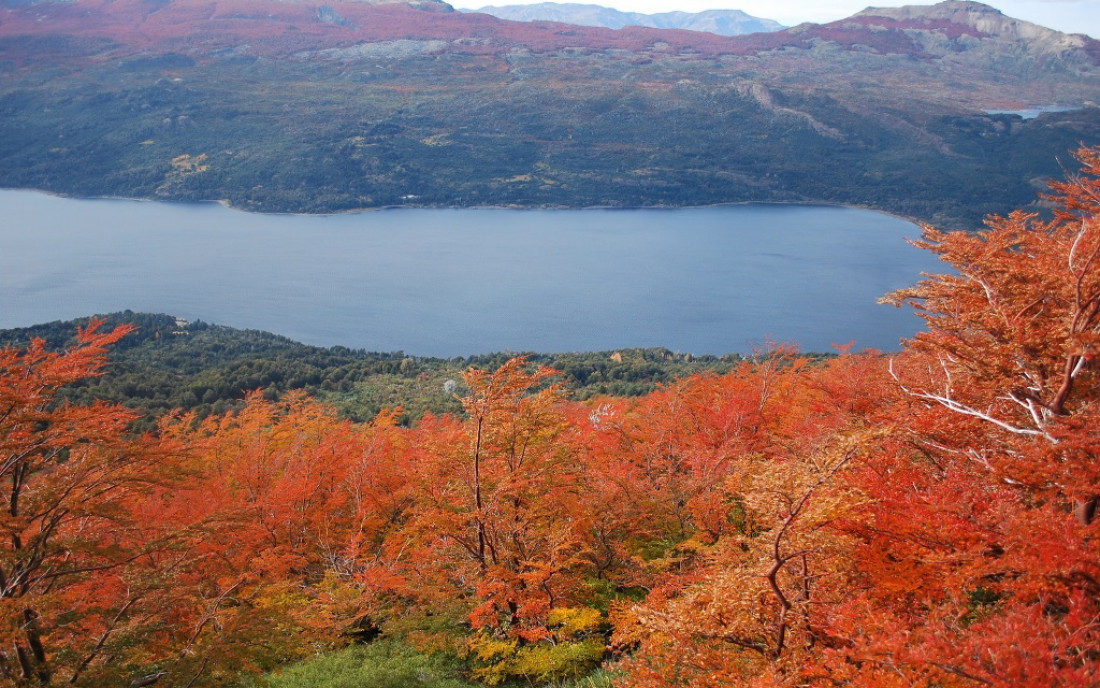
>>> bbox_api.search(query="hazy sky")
[452,0,1100,39]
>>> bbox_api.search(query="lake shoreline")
[0,185,925,227]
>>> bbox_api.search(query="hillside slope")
[0,0,1098,226]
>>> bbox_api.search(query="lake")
[984,105,1081,119]
[1,189,942,356]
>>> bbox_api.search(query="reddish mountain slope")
[0,0,765,59]
[3,0,1096,65]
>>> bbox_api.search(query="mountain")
[854,0,1085,44]
[464,3,784,36]
[846,1,1095,60]
[0,0,1098,227]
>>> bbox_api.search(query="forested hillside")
[1,0,1099,227]
[0,313,745,427]
[2,147,1099,687]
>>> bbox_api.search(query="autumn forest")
[4,147,1100,687]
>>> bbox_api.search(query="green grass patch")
[255,641,477,688]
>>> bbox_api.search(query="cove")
[1,189,942,356]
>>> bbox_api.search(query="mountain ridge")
[2,0,1095,75]
[463,2,784,36]
[845,0,1096,57]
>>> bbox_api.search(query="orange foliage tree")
[829,145,1100,686]
[0,321,183,686]
[156,392,415,680]
[609,352,889,688]
[404,357,602,683]
[0,324,408,687]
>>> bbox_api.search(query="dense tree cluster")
[3,148,1100,687]
[0,316,743,430]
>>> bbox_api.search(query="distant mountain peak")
[841,0,1098,60]
[853,0,1079,40]
[858,0,1004,16]
[310,0,456,9]
[465,2,783,36]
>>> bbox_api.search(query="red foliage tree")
[833,145,1100,686]
[157,393,416,679]
[610,352,888,688]
[407,359,590,632]
[0,321,184,686]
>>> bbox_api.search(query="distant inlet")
[984,105,1082,119]
[1,189,943,356]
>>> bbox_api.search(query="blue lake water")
[0,189,942,356]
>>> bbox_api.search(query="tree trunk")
[1074,496,1098,526]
